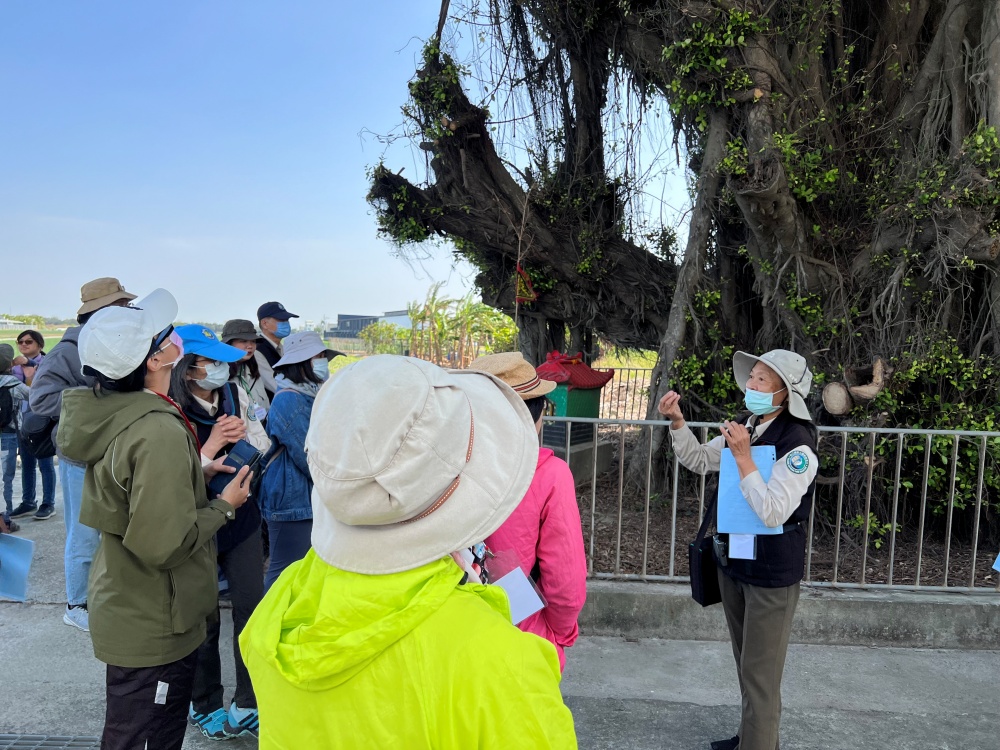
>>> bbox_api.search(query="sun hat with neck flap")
[732,349,814,422]
[305,355,539,575]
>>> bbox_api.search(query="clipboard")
[717,446,782,535]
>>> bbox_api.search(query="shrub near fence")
[544,416,1000,594]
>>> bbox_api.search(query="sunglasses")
[16,339,35,346]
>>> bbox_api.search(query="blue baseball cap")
[175,324,246,363]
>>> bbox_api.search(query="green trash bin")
[542,383,601,447]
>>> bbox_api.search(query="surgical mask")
[194,361,231,390]
[744,387,785,416]
[274,321,292,339]
[311,358,330,381]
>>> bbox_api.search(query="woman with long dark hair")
[170,324,269,740]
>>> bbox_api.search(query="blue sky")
[0,1,472,325]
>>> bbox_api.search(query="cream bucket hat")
[733,349,813,422]
[306,355,539,574]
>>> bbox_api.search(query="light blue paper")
[0,533,35,602]
[717,446,781,535]
[992,551,1000,573]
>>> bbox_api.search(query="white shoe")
[63,605,90,632]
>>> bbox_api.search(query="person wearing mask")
[254,301,298,402]
[29,276,138,632]
[259,331,341,589]
[658,350,818,750]
[222,319,270,425]
[9,330,57,521]
[170,324,269,740]
[57,288,252,750]
[1,345,31,532]
[240,355,577,748]
[471,352,588,671]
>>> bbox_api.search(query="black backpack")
[0,383,16,431]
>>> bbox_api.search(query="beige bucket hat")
[77,277,137,316]
[306,355,539,574]
[733,349,813,422]
[468,351,556,400]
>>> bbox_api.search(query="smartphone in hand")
[207,439,263,498]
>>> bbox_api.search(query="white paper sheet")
[493,567,545,625]
[729,533,756,560]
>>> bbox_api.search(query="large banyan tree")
[368,0,1000,436]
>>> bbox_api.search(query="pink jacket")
[486,448,587,671]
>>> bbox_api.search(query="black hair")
[86,338,158,396]
[229,348,260,381]
[275,359,322,386]
[524,395,548,423]
[77,310,95,325]
[169,353,202,412]
[18,330,45,353]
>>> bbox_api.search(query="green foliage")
[845,512,899,550]
[661,9,764,131]
[358,321,407,355]
[772,131,841,203]
[856,335,1000,515]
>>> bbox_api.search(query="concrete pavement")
[2,464,998,748]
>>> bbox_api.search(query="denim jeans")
[60,460,100,606]
[18,434,56,510]
[1,432,16,518]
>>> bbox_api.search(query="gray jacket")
[28,326,90,466]
[0,374,30,432]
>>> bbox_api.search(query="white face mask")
[193,361,231,390]
[311,358,330,382]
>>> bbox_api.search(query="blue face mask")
[274,321,292,339]
[311,358,330,382]
[744,387,785,416]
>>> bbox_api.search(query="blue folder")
[717,446,782,535]
[0,533,35,602]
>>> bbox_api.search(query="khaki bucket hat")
[77,277,137,316]
[733,349,813,422]
[306,355,539,574]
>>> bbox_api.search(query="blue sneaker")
[189,706,231,740]
[223,703,260,738]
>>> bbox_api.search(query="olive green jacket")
[59,388,235,668]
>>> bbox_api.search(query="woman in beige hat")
[240,355,576,748]
[658,349,818,750]
[470,352,588,671]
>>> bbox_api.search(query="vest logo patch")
[786,450,809,474]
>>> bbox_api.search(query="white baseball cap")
[79,288,178,380]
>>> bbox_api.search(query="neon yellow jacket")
[240,550,578,749]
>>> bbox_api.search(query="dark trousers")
[263,518,313,591]
[101,650,198,750]
[718,569,800,750]
[191,531,264,712]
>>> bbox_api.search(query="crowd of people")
[0,275,819,750]
[0,277,594,748]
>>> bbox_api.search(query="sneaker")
[10,502,37,519]
[63,605,90,632]
[33,505,56,521]
[223,703,260,738]
[189,706,231,741]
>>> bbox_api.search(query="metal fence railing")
[539,416,1000,594]
[598,367,654,421]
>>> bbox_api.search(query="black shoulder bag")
[689,494,721,607]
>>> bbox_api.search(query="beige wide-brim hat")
[733,349,813,422]
[469,351,556,400]
[306,355,539,574]
[77,277,137,316]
